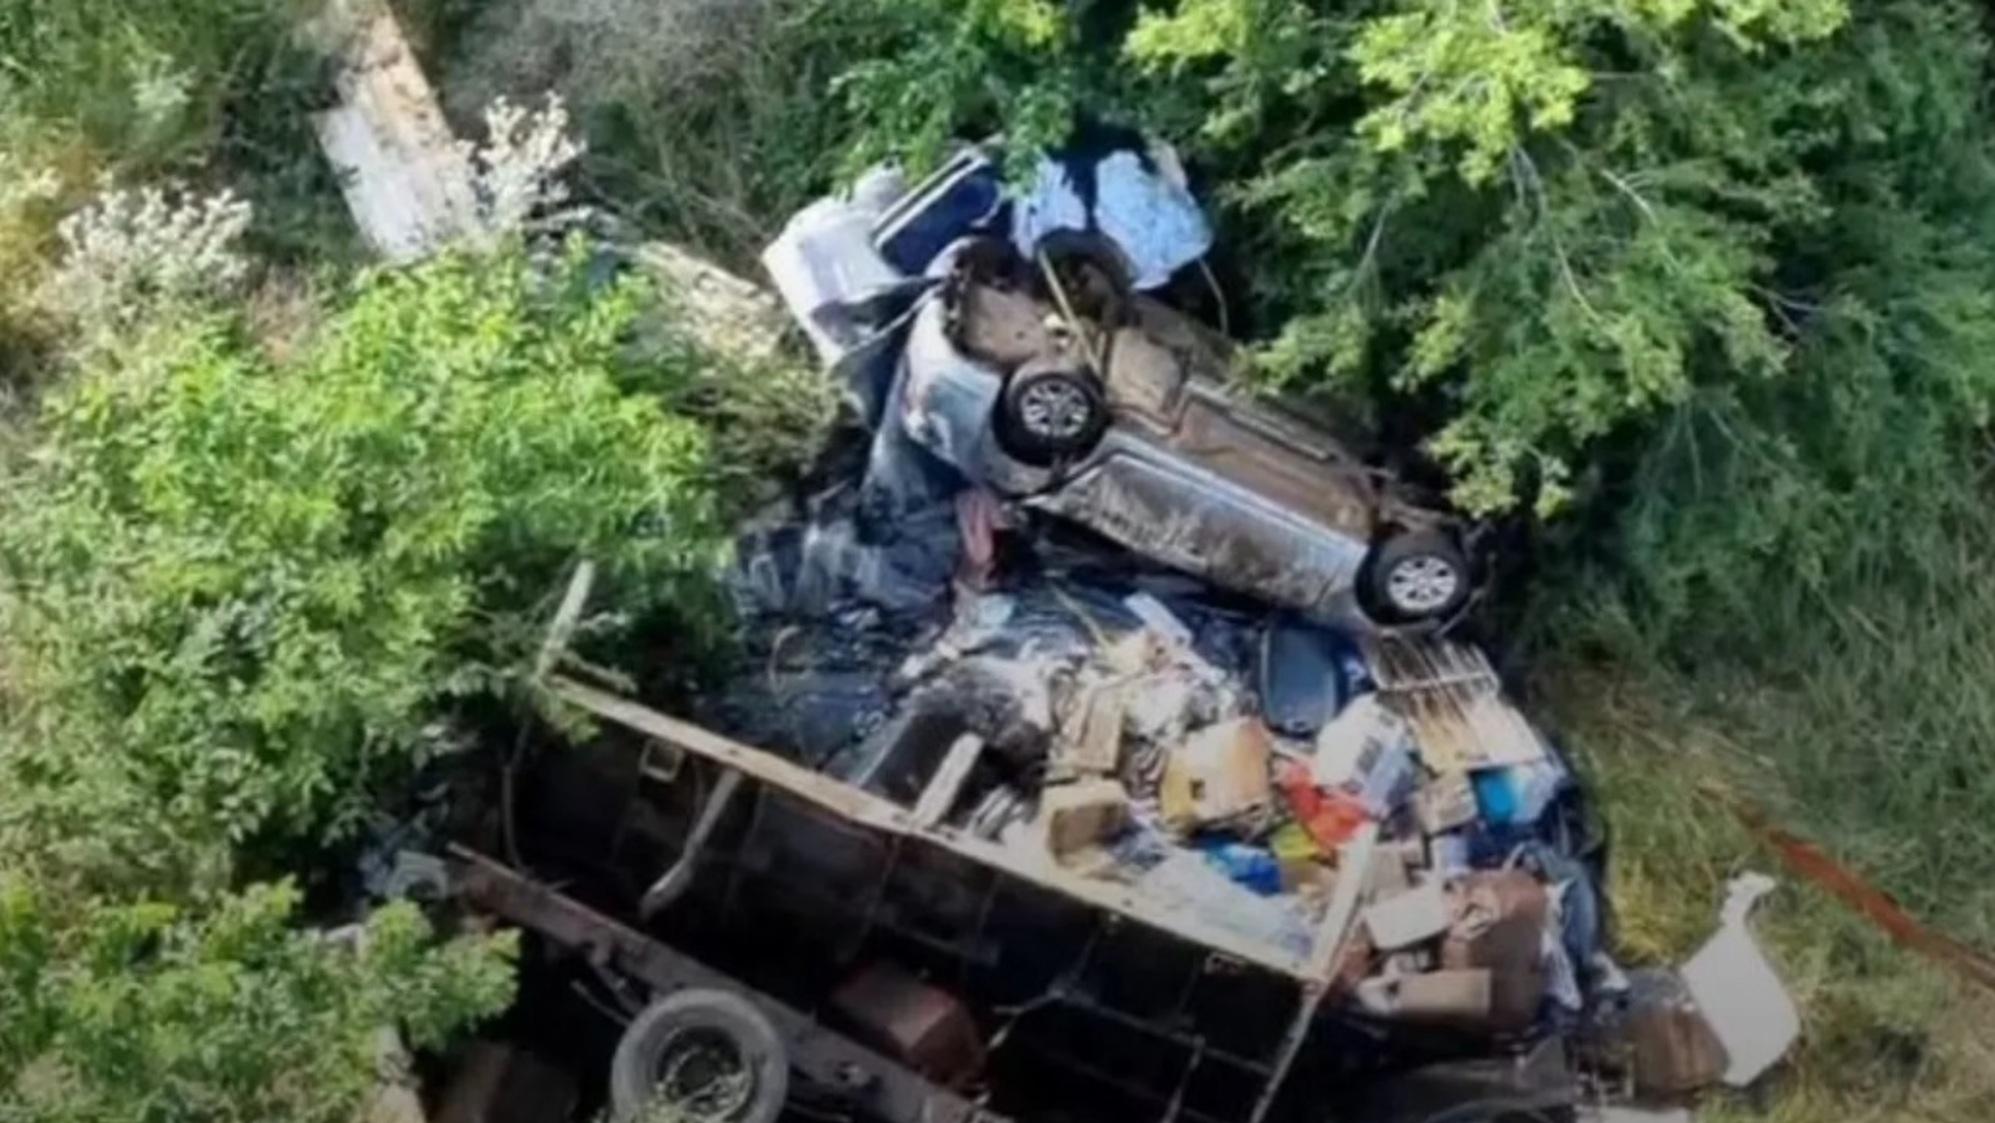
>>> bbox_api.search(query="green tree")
[0,245,725,885]
[0,8,749,1123]
[0,877,515,1123]
[831,0,1089,173]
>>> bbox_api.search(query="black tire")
[993,361,1109,466]
[1033,228,1135,311]
[1367,530,1473,622]
[610,989,789,1123]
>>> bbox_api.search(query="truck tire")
[1033,227,1135,306]
[610,989,789,1123]
[1368,530,1473,622]
[994,362,1108,466]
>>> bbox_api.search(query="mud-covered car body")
[897,244,1478,631]
[762,150,1481,632]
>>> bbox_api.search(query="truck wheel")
[994,362,1108,466]
[1369,530,1472,622]
[611,989,789,1123]
[1034,228,1134,309]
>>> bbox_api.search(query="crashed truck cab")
[763,145,1483,634]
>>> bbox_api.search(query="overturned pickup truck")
[765,146,1482,633]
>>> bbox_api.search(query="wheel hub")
[1386,554,1461,614]
[649,1027,756,1121]
[1017,378,1093,439]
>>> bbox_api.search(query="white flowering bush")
[39,184,252,336]
[465,95,587,244]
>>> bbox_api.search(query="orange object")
[1277,759,1368,851]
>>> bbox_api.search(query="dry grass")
[1540,663,1995,1123]
[429,0,865,268]
[438,0,778,119]
[242,269,325,366]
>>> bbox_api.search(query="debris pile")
[735,135,1599,1031]
[707,137,1799,1119]
[720,522,1604,1026]
[763,142,1482,634]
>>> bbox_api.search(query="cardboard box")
[1364,881,1452,950]
[1313,695,1417,817]
[1055,679,1129,777]
[1415,769,1480,835]
[1160,718,1273,833]
[1441,870,1550,1030]
[1039,778,1131,861]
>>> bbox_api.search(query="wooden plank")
[310,0,482,261]
[1310,822,1379,982]
[640,767,743,917]
[937,826,1314,976]
[1361,636,1548,773]
[553,675,896,826]
[550,675,1322,980]
[534,560,595,678]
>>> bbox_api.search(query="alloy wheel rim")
[1018,379,1092,439]
[1387,555,1460,613]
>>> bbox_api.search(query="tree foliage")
[0,8,746,1122]
[820,0,1995,649]
[0,246,724,880]
[828,0,1858,514]
[831,0,1087,173]
[0,212,721,1119]
[0,0,307,166]
[0,879,515,1123]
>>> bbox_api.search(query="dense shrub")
[0,0,307,164]
[825,0,1854,510]
[0,879,515,1123]
[0,245,724,880]
[434,0,917,267]
[0,13,695,1119]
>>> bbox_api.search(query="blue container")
[1199,841,1284,896]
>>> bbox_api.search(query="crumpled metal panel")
[1011,147,1212,290]
[761,198,902,360]
[900,300,1003,476]
[1031,448,1370,615]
